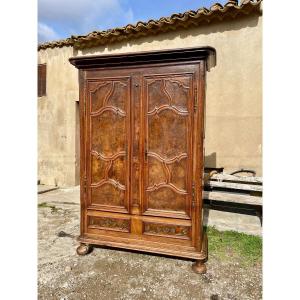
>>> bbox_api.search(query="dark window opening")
[38,64,46,97]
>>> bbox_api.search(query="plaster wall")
[38,46,79,186]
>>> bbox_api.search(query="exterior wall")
[203,206,262,236]
[38,14,262,187]
[75,14,262,176]
[38,46,79,186]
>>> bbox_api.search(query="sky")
[38,0,228,43]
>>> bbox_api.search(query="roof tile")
[38,0,262,51]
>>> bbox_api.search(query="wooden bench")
[203,172,263,233]
[203,172,263,206]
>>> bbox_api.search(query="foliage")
[206,226,262,266]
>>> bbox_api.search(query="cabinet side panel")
[79,69,87,237]
[192,61,206,251]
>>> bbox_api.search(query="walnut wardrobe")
[69,47,216,273]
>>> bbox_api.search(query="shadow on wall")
[203,202,262,226]
[73,15,260,57]
[205,152,217,169]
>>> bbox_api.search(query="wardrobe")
[69,47,216,273]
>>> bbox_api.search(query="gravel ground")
[38,187,262,300]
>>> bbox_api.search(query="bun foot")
[192,260,207,274]
[76,244,92,256]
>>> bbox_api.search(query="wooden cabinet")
[70,47,216,273]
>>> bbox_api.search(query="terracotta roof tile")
[38,37,74,50]
[38,0,262,51]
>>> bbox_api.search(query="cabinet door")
[86,76,131,214]
[141,64,199,224]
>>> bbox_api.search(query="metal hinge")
[192,182,196,208]
[194,87,198,112]
[82,76,87,116]
[83,176,87,194]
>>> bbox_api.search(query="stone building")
[38,0,262,187]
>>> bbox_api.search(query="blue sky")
[38,0,228,43]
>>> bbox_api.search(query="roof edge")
[38,0,262,51]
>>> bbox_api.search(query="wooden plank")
[203,191,262,206]
[205,173,262,184]
[206,180,263,192]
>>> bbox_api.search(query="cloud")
[38,0,135,41]
[123,7,134,25]
[38,22,60,43]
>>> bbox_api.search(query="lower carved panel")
[88,216,130,232]
[147,187,187,212]
[91,184,125,207]
[143,222,191,240]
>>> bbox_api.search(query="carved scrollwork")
[90,81,111,94]
[144,223,189,237]
[147,104,188,116]
[147,152,187,164]
[167,79,190,90]
[91,149,126,191]
[90,106,126,117]
[91,178,125,191]
[89,216,130,232]
[90,80,127,95]
[90,80,127,116]
[146,182,187,195]
[91,150,126,161]
[147,78,190,116]
[146,152,188,195]
[147,78,190,90]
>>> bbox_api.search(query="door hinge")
[83,176,87,194]
[194,88,198,112]
[83,77,87,116]
[192,182,196,208]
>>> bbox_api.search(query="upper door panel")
[140,64,198,220]
[86,76,131,213]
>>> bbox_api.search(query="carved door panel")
[86,77,131,214]
[141,67,198,226]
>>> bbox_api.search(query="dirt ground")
[38,187,262,300]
